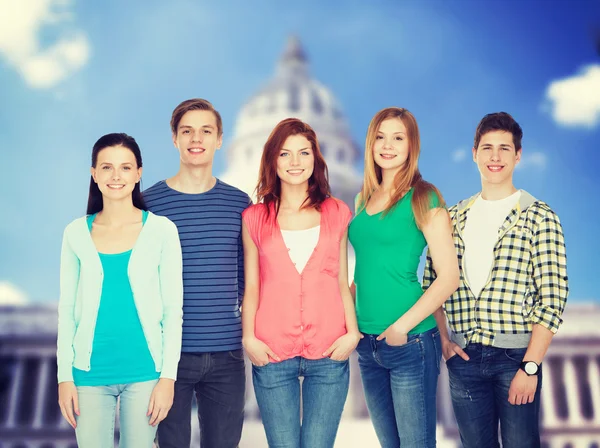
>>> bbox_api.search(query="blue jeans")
[356,328,441,448]
[447,343,542,448]
[252,356,350,448]
[156,350,246,448]
[75,379,159,448]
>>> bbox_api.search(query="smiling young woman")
[57,133,183,448]
[349,107,459,447]
[241,118,361,448]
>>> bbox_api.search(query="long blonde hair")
[358,107,445,229]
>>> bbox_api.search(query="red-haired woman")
[241,118,361,447]
[349,107,460,447]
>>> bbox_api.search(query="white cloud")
[0,0,90,88]
[545,64,600,128]
[516,151,547,171]
[452,149,467,162]
[0,281,28,305]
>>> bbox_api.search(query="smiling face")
[172,109,222,167]
[91,145,141,202]
[473,130,521,186]
[276,134,315,187]
[372,118,410,172]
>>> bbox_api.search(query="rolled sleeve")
[529,211,568,333]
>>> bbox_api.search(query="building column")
[541,357,560,427]
[563,357,584,426]
[5,356,23,428]
[33,356,50,429]
[587,356,600,425]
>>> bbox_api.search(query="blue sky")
[0,0,599,303]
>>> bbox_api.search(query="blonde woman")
[348,108,459,447]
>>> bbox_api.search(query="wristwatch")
[520,360,540,376]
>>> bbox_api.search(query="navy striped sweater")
[144,179,251,353]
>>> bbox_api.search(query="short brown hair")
[474,112,523,150]
[170,98,223,136]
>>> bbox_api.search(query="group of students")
[56,98,568,448]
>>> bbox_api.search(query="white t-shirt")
[281,226,321,274]
[463,191,521,297]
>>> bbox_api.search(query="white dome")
[221,36,362,209]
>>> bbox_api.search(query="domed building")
[221,36,362,208]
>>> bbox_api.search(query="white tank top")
[280,226,321,274]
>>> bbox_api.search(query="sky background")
[0,0,599,304]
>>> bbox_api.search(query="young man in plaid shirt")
[424,112,568,447]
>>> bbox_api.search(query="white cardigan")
[56,211,183,383]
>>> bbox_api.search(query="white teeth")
[189,148,204,153]
[107,184,124,188]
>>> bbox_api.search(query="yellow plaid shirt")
[423,190,568,347]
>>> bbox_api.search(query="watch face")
[524,362,538,375]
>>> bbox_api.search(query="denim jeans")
[156,350,246,448]
[75,379,159,448]
[252,356,350,448]
[446,343,542,448]
[356,328,441,448]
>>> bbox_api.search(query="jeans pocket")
[504,347,527,363]
[228,349,245,361]
[327,356,349,364]
[383,336,420,349]
[252,361,271,370]
[445,353,460,367]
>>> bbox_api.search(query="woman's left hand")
[323,332,363,361]
[147,378,175,426]
[377,323,408,346]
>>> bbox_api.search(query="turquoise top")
[73,210,159,386]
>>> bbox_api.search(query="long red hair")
[255,118,330,217]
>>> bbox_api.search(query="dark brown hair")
[87,133,147,215]
[474,112,523,151]
[256,118,330,216]
[170,98,223,136]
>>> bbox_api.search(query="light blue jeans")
[75,379,158,447]
[252,356,349,448]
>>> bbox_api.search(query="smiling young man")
[423,112,568,447]
[143,99,251,448]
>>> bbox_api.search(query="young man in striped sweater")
[424,112,568,447]
[144,99,251,448]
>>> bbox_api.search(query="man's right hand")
[58,381,79,429]
[442,339,470,362]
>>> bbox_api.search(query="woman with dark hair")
[56,133,183,447]
[241,118,361,447]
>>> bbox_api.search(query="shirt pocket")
[320,253,339,277]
